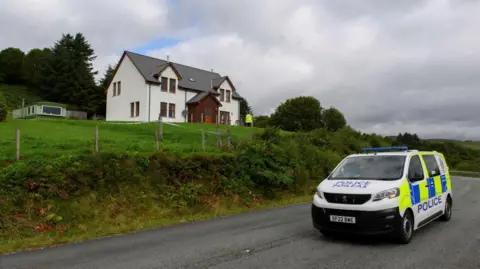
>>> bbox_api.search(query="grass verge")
[0,193,313,255]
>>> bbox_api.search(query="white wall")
[106,55,147,122]
[148,66,192,123]
[218,80,240,125]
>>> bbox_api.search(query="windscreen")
[329,155,406,180]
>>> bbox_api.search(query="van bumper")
[311,204,402,235]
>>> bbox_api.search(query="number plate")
[329,215,356,224]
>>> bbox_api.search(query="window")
[169,78,176,93]
[408,155,424,182]
[42,106,62,115]
[160,102,167,117]
[220,89,225,101]
[113,82,117,96]
[422,155,440,177]
[161,77,168,91]
[130,102,140,117]
[117,81,121,96]
[226,90,231,102]
[329,155,406,180]
[169,103,176,118]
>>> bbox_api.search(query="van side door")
[421,154,444,216]
[407,155,430,225]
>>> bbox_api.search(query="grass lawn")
[0,119,263,162]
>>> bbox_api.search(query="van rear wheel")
[440,197,452,221]
[396,210,413,244]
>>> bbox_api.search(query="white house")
[105,51,243,125]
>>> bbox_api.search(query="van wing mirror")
[409,172,424,182]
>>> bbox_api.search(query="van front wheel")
[396,210,414,244]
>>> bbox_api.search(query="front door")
[407,155,430,228]
[204,107,212,123]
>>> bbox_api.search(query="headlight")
[316,189,323,199]
[372,188,400,202]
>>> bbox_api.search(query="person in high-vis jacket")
[245,114,253,127]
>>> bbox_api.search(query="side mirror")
[409,173,423,182]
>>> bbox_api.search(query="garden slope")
[0,119,262,162]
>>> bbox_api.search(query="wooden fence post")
[16,128,20,160]
[155,129,159,152]
[202,129,205,152]
[227,130,231,148]
[95,125,99,153]
[216,126,222,148]
[158,114,163,142]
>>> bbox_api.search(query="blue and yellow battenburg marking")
[399,163,450,212]
[400,174,449,213]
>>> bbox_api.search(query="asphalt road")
[2,176,480,269]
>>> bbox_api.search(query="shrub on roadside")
[0,92,7,122]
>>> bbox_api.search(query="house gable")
[152,63,182,80]
[105,52,146,96]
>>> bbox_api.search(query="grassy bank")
[1,192,312,254]
[2,123,480,254]
[0,84,43,111]
[0,119,263,162]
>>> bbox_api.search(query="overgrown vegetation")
[0,126,387,253]
[0,92,7,122]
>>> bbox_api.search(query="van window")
[408,155,424,182]
[329,155,406,180]
[422,155,440,177]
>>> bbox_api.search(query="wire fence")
[7,118,241,162]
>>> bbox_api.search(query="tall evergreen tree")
[40,33,98,115]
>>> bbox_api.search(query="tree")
[93,64,116,116]
[253,115,270,128]
[22,48,52,89]
[0,47,25,84]
[99,64,116,90]
[322,106,347,131]
[240,98,253,121]
[40,33,98,115]
[269,96,323,132]
[0,92,7,122]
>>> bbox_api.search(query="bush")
[0,93,7,122]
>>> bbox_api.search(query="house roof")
[186,92,223,106]
[124,51,243,99]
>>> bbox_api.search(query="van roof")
[348,150,441,158]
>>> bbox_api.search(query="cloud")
[2,0,480,139]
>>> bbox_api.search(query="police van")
[311,146,452,244]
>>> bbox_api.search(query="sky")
[1,0,480,140]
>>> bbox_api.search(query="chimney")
[167,54,170,62]
[211,68,214,72]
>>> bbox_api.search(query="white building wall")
[218,80,240,125]
[106,55,147,122]
[148,66,191,123]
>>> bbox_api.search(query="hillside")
[0,84,43,110]
[428,138,480,151]
[0,119,262,162]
